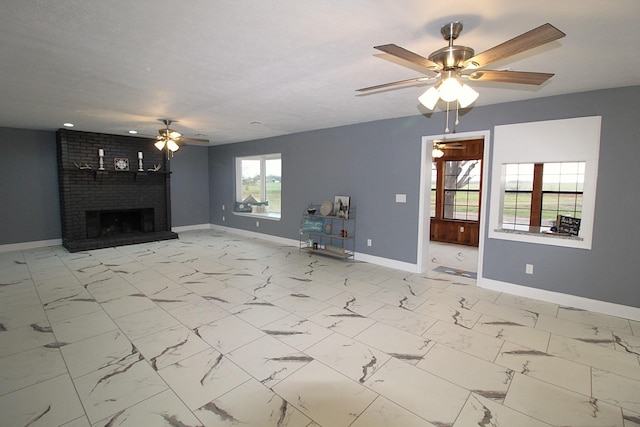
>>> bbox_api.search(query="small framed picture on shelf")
[333,195,350,219]
[114,158,129,171]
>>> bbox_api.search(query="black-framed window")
[540,162,584,227]
[442,160,481,221]
[501,161,584,230]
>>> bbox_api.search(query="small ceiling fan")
[435,141,465,149]
[358,22,565,131]
[432,140,465,158]
[153,119,209,156]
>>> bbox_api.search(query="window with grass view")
[443,160,481,221]
[501,161,585,231]
[235,153,281,217]
[432,158,482,221]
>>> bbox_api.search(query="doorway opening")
[430,138,483,247]
[417,130,490,277]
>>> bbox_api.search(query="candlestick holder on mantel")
[98,148,105,171]
[138,151,144,171]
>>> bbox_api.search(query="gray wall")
[170,145,210,227]
[208,86,640,308]
[0,128,60,244]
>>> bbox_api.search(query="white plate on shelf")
[320,200,332,216]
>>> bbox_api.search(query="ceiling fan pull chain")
[455,100,460,126]
[445,101,450,133]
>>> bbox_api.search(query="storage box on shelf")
[300,204,355,260]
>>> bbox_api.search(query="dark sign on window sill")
[557,215,581,236]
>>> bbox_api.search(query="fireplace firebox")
[86,208,154,238]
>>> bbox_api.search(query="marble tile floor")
[0,230,639,426]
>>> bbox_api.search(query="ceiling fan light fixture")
[438,74,462,102]
[154,139,166,151]
[167,139,180,152]
[458,83,479,108]
[418,87,439,110]
[432,147,444,158]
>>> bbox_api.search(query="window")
[502,163,534,229]
[431,157,482,222]
[540,162,584,227]
[443,160,481,221]
[501,162,585,231]
[235,153,281,218]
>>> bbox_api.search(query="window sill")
[496,227,582,240]
[233,211,281,221]
[490,226,589,250]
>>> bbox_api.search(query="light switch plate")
[395,194,407,203]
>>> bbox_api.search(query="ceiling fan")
[358,22,565,129]
[153,119,209,157]
[431,140,465,158]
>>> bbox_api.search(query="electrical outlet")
[222,216,225,222]
[367,239,372,247]
[256,221,260,227]
[526,264,534,275]
[222,204,225,211]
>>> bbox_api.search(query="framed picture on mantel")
[114,158,129,171]
[334,195,350,219]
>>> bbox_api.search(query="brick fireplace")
[56,129,178,252]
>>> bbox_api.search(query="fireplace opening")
[86,208,154,238]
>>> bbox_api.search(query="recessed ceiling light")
[128,130,138,134]
[63,122,74,127]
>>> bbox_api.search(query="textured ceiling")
[1,1,639,145]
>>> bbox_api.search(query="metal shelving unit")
[300,204,355,261]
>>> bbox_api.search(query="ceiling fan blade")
[464,23,565,68]
[356,76,434,92]
[465,70,554,85]
[374,44,440,72]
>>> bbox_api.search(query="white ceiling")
[1,1,639,145]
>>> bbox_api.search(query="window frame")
[489,117,601,249]
[234,153,282,220]
[431,148,483,223]
[501,161,585,231]
[441,159,482,222]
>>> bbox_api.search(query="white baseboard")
[208,224,299,247]
[479,277,640,322]
[354,252,420,273]
[0,238,63,253]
